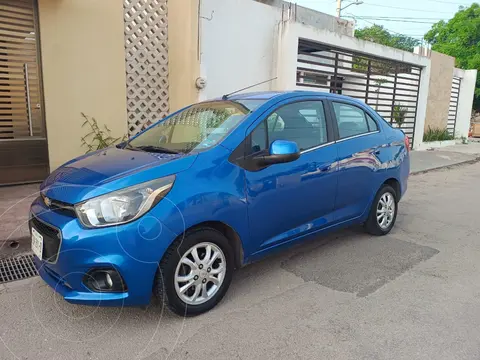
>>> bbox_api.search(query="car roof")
[212,90,365,105]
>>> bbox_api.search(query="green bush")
[392,104,407,128]
[423,126,455,142]
[80,113,126,153]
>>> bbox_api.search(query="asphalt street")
[1,162,480,360]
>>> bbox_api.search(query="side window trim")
[335,130,380,143]
[365,113,379,132]
[300,140,335,154]
[248,119,268,156]
[329,100,381,142]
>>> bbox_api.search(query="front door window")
[250,101,328,153]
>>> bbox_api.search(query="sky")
[294,0,472,42]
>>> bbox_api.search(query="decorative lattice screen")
[124,0,169,135]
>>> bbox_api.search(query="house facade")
[0,0,200,185]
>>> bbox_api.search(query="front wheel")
[153,228,234,316]
[364,185,398,236]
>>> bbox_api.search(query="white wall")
[200,0,282,100]
[199,0,357,100]
[455,68,477,138]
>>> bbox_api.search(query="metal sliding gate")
[297,39,422,147]
[447,76,461,137]
[0,0,47,185]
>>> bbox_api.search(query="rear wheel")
[364,185,398,236]
[154,227,234,316]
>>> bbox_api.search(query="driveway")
[1,162,480,360]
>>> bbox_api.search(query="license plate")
[31,227,43,260]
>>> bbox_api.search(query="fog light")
[105,273,113,288]
[83,268,127,293]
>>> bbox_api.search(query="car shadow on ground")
[27,224,438,335]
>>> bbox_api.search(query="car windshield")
[128,99,265,154]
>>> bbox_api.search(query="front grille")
[0,254,38,284]
[29,216,61,263]
[41,194,76,217]
[51,200,76,217]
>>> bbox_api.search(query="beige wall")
[37,0,128,170]
[168,0,200,112]
[424,51,455,131]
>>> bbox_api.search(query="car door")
[243,99,338,254]
[328,100,387,223]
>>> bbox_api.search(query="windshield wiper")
[136,145,180,154]
[122,143,145,152]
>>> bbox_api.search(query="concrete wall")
[423,51,455,130]
[255,0,354,36]
[455,68,478,138]
[38,0,128,170]
[200,0,355,101]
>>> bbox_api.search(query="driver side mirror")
[253,140,300,167]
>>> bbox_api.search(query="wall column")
[168,0,200,112]
[412,62,431,149]
[423,51,455,131]
[274,20,298,91]
[456,69,477,138]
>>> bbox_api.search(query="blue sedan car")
[30,91,409,315]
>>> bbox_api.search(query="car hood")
[41,147,197,204]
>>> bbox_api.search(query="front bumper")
[30,197,177,306]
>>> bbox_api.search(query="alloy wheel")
[376,192,395,230]
[174,242,226,305]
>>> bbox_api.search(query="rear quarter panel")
[371,119,409,202]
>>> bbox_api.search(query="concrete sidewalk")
[410,141,480,174]
[1,141,479,257]
[0,183,38,258]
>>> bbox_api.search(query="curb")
[411,156,480,175]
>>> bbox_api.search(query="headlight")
[75,176,175,228]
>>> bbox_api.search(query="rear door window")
[332,102,378,139]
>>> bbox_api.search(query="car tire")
[364,184,398,236]
[153,227,234,316]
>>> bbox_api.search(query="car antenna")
[222,77,278,100]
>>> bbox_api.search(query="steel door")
[0,0,48,185]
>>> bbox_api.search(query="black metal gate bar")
[297,39,423,148]
[447,76,461,137]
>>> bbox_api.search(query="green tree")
[424,3,480,110]
[355,25,420,52]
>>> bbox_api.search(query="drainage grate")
[0,254,38,284]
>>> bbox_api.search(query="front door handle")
[318,163,331,172]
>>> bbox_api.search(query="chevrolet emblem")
[43,196,52,207]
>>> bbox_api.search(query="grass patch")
[423,126,455,142]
